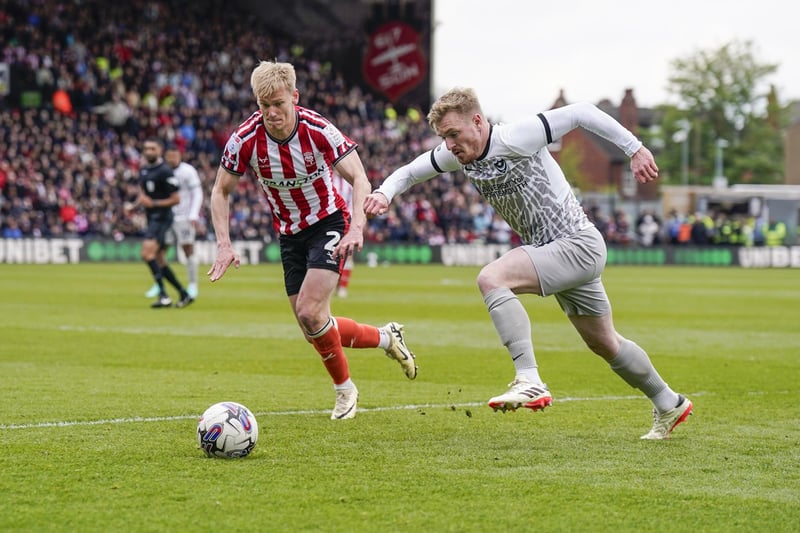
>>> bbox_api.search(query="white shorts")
[522,226,611,317]
[165,220,196,247]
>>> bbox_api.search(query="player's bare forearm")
[207,167,240,281]
[336,152,371,221]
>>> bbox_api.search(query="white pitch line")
[0,392,711,431]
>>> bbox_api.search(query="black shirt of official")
[139,161,178,221]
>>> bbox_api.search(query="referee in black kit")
[130,138,194,309]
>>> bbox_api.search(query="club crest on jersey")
[303,151,315,166]
[493,159,508,173]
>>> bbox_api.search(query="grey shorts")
[522,226,611,317]
[166,220,196,246]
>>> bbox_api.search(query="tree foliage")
[656,40,787,185]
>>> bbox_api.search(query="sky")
[432,0,799,121]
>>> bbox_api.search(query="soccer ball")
[197,401,259,458]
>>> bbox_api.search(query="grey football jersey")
[458,122,590,245]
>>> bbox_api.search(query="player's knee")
[476,264,502,294]
[295,307,326,335]
[295,309,315,332]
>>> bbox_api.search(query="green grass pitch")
[1,262,798,531]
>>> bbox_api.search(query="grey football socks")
[610,338,679,412]
[484,287,542,384]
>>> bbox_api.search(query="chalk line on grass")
[0,392,712,430]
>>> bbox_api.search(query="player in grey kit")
[364,87,692,439]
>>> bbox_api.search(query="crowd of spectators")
[0,0,789,248]
[633,209,788,247]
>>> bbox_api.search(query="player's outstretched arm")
[208,166,241,281]
[365,147,452,217]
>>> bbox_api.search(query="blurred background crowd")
[0,0,788,247]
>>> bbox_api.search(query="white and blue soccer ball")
[197,401,259,458]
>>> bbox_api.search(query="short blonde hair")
[250,60,296,102]
[427,87,482,129]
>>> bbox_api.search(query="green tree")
[659,40,787,185]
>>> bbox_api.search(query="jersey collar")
[475,124,493,161]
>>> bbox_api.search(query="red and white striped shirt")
[221,106,356,235]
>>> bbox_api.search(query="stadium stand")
[0,0,487,245]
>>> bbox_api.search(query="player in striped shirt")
[365,88,692,440]
[208,61,417,420]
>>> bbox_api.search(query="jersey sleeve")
[376,141,461,203]
[220,131,252,176]
[166,175,180,194]
[502,102,642,158]
[164,167,180,195]
[322,123,358,166]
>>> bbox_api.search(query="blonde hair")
[250,60,296,102]
[427,87,483,129]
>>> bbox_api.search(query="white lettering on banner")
[441,244,511,267]
[233,241,263,265]
[191,240,264,265]
[738,246,800,268]
[192,241,217,265]
[0,239,83,264]
[378,63,420,90]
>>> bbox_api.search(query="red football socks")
[309,319,350,385]
[335,317,380,348]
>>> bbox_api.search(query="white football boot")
[488,378,553,413]
[382,322,418,380]
[331,385,358,420]
[640,395,693,440]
